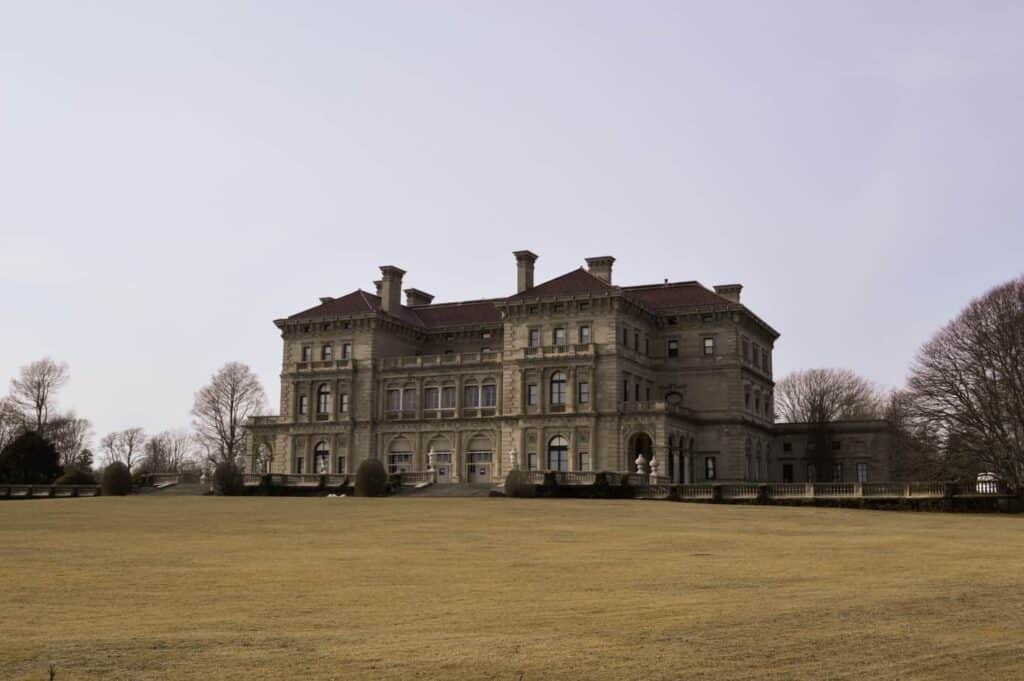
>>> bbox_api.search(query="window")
[579,325,591,344]
[553,327,566,346]
[316,384,330,414]
[298,395,308,415]
[782,463,794,483]
[634,383,640,402]
[402,388,416,411]
[622,379,629,401]
[424,387,439,410]
[321,344,333,361]
[645,386,651,401]
[529,329,541,347]
[314,442,329,474]
[528,452,538,470]
[622,327,629,345]
[807,464,817,482]
[387,453,412,474]
[526,384,538,406]
[645,338,650,356]
[667,340,679,358]
[745,390,751,409]
[833,463,844,482]
[337,455,346,472]
[341,343,352,359]
[704,457,717,480]
[301,346,312,362]
[832,440,841,451]
[482,331,492,340]
[481,383,497,407]
[634,332,640,351]
[703,337,715,355]
[754,395,761,414]
[441,386,456,409]
[463,384,479,408]
[386,389,401,411]
[857,463,868,483]
[550,371,566,405]
[577,382,590,404]
[783,442,792,452]
[295,456,304,474]
[578,451,590,472]
[578,302,589,311]
[547,435,569,471]
[481,347,492,354]
[339,393,349,413]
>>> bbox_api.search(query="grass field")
[2,497,1023,680]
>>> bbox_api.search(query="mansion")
[247,252,891,484]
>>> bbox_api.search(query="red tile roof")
[504,268,614,301]
[623,282,734,311]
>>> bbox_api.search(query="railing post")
[805,482,814,499]
[904,482,912,498]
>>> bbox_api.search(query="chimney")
[378,266,406,314]
[714,284,742,303]
[404,288,434,307]
[373,280,383,296]
[585,256,615,284]
[513,250,538,293]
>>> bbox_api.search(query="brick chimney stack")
[379,266,406,314]
[585,256,615,284]
[513,250,538,293]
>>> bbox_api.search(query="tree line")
[0,359,266,487]
[774,275,1024,489]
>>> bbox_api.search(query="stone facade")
[247,252,891,483]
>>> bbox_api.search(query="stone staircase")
[140,482,208,496]
[396,482,497,498]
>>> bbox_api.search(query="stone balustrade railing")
[2,484,101,499]
[379,352,501,371]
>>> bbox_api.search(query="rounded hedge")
[503,469,537,498]
[354,458,389,497]
[101,462,133,496]
[56,467,96,486]
[213,461,244,496]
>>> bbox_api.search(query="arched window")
[314,441,329,474]
[547,435,568,471]
[316,384,330,414]
[550,371,566,406]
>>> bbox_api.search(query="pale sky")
[2,1,1022,444]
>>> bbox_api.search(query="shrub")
[101,462,133,496]
[503,470,537,498]
[56,467,97,485]
[0,431,61,484]
[354,458,389,497]
[213,461,244,496]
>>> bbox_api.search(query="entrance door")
[783,463,794,483]
[467,451,492,483]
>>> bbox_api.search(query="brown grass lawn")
[1,497,1023,680]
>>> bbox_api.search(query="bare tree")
[140,429,197,473]
[191,362,266,465]
[100,427,146,471]
[48,412,94,468]
[774,368,884,424]
[907,275,1024,488]
[0,397,25,453]
[8,358,69,432]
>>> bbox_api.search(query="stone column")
[567,366,576,413]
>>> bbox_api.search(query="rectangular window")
[402,388,416,411]
[634,332,640,351]
[833,463,844,482]
[742,338,750,361]
[857,463,868,483]
[386,389,401,411]
[464,385,479,407]
[387,453,412,474]
[782,463,794,483]
[579,325,591,344]
[341,343,352,359]
[295,456,304,474]
[321,344,333,361]
[667,340,679,358]
[623,379,629,401]
[622,327,629,345]
[577,382,590,404]
[550,377,566,406]
[424,387,439,410]
[703,337,715,355]
[301,346,312,362]
[441,386,456,409]
[634,384,640,402]
[553,327,566,346]
[807,464,817,483]
[526,384,538,406]
[481,384,497,407]
[528,329,541,347]
[645,386,651,401]
[645,338,650,356]
[298,395,308,415]
[339,393,349,413]
[705,457,716,481]
[783,442,792,452]
[317,391,329,414]
[337,455,346,473]
[528,452,537,470]
[548,450,568,472]
[578,451,590,472]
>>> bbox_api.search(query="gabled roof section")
[413,300,503,329]
[287,289,379,320]
[505,267,615,302]
[623,281,734,311]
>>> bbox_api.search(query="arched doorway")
[313,441,330,474]
[387,436,413,474]
[627,432,653,472]
[547,435,568,471]
[466,434,493,483]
